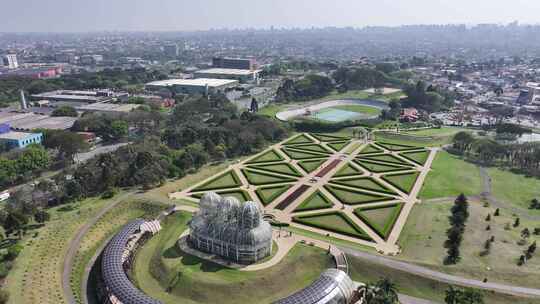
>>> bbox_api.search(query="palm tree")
[445,286,463,304]
[364,278,399,304]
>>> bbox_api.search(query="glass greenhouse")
[188,192,273,264]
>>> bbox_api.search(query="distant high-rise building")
[212,57,255,70]
[163,43,180,57]
[3,54,18,69]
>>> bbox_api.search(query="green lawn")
[333,162,363,177]
[288,143,332,154]
[325,185,394,205]
[381,172,419,194]
[488,168,540,214]
[327,141,350,152]
[401,127,470,137]
[400,150,430,166]
[245,149,284,164]
[241,169,297,185]
[258,104,287,118]
[293,212,370,240]
[281,147,327,160]
[294,191,334,212]
[248,162,303,177]
[359,153,412,166]
[419,151,482,200]
[398,200,540,290]
[354,203,403,239]
[255,184,293,206]
[344,142,363,154]
[331,177,395,195]
[355,159,412,173]
[358,144,384,155]
[309,133,351,142]
[282,133,315,145]
[133,212,334,304]
[192,170,242,191]
[296,159,327,173]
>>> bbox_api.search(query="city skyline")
[1,0,539,33]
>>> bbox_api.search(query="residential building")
[163,43,180,57]
[3,54,18,69]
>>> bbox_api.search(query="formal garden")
[171,132,436,252]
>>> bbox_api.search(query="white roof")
[195,68,261,76]
[0,131,41,140]
[146,78,238,88]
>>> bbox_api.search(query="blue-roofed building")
[0,131,43,150]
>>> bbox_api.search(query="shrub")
[6,244,23,261]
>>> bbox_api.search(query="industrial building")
[212,57,255,70]
[0,123,43,150]
[0,111,77,131]
[145,78,239,95]
[31,90,127,104]
[188,193,273,264]
[194,68,261,83]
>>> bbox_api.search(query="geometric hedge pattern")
[171,133,435,253]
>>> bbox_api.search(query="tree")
[34,209,50,223]
[514,217,520,228]
[527,241,537,256]
[15,144,50,174]
[521,228,531,239]
[453,132,475,153]
[445,287,484,304]
[42,130,89,163]
[0,290,9,304]
[530,199,540,210]
[365,278,399,304]
[110,120,129,139]
[485,214,491,222]
[445,286,463,304]
[51,106,78,117]
[494,208,500,216]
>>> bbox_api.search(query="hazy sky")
[2,0,539,32]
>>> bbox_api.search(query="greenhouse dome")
[188,192,273,264]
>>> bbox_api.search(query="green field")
[325,185,394,205]
[358,144,384,155]
[309,133,350,142]
[242,169,297,186]
[354,203,403,239]
[398,200,540,290]
[294,191,334,212]
[192,170,242,191]
[355,159,411,173]
[255,184,292,206]
[133,212,334,304]
[333,162,363,177]
[282,147,328,160]
[330,177,395,195]
[248,162,303,177]
[245,149,284,164]
[419,151,482,199]
[401,127,470,137]
[381,172,419,194]
[375,142,420,152]
[359,153,412,166]
[296,159,327,173]
[288,143,332,154]
[488,168,540,214]
[327,141,350,152]
[400,150,430,166]
[282,133,315,145]
[293,212,370,240]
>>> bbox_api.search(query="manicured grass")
[374,132,451,147]
[4,195,126,304]
[398,200,540,290]
[419,151,482,200]
[401,127,470,137]
[133,212,334,304]
[70,200,167,303]
[400,150,430,166]
[327,141,350,152]
[358,144,384,155]
[241,168,297,186]
[282,134,315,145]
[191,189,252,202]
[330,177,395,195]
[309,133,350,142]
[325,185,395,205]
[375,142,420,151]
[296,158,327,173]
[354,159,411,173]
[281,147,328,160]
[248,162,303,177]
[354,203,403,239]
[344,142,363,154]
[381,172,420,194]
[258,104,287,118]
[255,184,293,206]
[358,153,412,166]
[245,149,284,164]
[287,143,332,154]
[293,212,371,240]
[331,105,381,116]
[333,162,363,177]
[294,191,334,212]
[192,170,242,191]
[488,168,540,214]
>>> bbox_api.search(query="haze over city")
[2,0,540,32]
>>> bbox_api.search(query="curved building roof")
[101,219,162,304]
[275,269,355,304]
